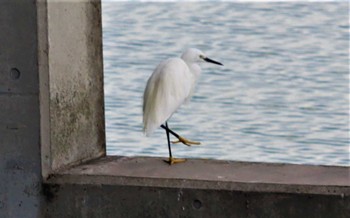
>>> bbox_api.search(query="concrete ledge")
[47,156,349,195]
[44,157,350,217]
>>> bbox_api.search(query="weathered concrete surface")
[0,1,44,217]
[49,156,350,195]
[45,157,350,218]
[44,1,106,173]
[1,1,105,217]
[44,183,349,218]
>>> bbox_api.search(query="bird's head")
[181,48,223,66]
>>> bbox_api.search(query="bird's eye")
[199,55,205,59]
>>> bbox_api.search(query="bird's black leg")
[161,122,186,165]
[165,122,172,159]
[161,123,180,138]
[161,124,201,146]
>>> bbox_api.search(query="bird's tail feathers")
[143,123,156,137]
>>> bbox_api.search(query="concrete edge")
[46,174,350,196]
[46,156,350,196]
[37,0,51,180]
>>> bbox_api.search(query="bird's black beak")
[203,57,223,66]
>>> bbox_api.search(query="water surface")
[102,2,349,166]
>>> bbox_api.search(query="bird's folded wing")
[143,58,191,135]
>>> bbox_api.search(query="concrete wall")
[0,1,43,217]
[1,0,105,217]
[43,1,105,174]
[44,184,349,218]
[44,157,350,218]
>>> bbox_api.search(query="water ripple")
[102,2,349,166]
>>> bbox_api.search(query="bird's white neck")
[188,63,201,79]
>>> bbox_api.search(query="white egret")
[143,48,223,164]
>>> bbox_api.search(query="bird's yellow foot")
[164,157,186,165]
[172,136,201,146]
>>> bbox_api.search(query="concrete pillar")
[1,0,105,217]
[40,0,105,176]
[0,1,43,217]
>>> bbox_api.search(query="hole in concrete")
[10,68,20,80]
[192,199,202,210]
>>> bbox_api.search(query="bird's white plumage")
[142,48,222,164]
[143,57,194,135]
[143,48,221,136]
